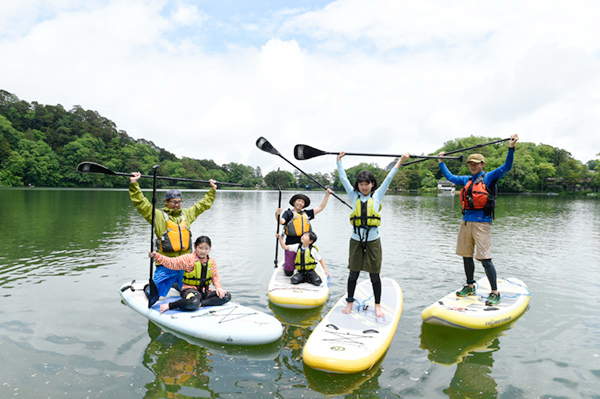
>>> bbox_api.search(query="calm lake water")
[0,188,599,398]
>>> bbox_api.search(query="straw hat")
[466,154,485,163]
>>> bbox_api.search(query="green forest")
[1,89,599,193]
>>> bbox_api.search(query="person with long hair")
[336,151,410,317]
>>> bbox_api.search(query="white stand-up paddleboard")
[421,277,530,330]
[268,261,329,309]
[120,280,283,346]
[302,277,403,374]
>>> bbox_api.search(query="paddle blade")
[384,159,397,171]
[77,162,116,175]
[457,154,464,162]
[293,144,326,160]
[256,137,280,156]
[147,279,160,308]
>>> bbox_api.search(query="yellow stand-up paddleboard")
[302,277,403,374]
[421,277,530,330]
[268,261,329,309]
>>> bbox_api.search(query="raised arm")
[313,189,332,216]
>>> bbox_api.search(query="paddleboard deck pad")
[302,277,403,374]
[421,277,530,330]
[268,262,329,309]
[120,280,283,345]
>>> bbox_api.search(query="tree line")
[1,90,598,193]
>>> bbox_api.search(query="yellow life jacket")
[157,211,192,253]
[285,210,312,237]
[349,197,382,228]
[182,256,213,289]
[294,246,318,271]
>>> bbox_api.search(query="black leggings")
[168,288,231,311]
[347,271,382,304]
[463,257,497,291]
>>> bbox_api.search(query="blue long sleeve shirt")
[337,161,399,241]
[439,148,515,223]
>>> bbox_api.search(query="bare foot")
[342,302,354,314]
[375,304,384,317]
[159,303,169,314]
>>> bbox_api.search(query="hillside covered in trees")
[1,90,598,193]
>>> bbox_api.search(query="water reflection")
[268,303,325,328]
[420,323,505,398]
[143,322,214,399]
[142,321,281,398]
[303,358,383,396]
[445,348,498,399]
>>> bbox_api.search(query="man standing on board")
[437,134,519,306]
[129,172,217,297]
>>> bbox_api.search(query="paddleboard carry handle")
[120,280,136,292]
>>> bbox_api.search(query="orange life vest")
[285,210,312,237]
[156,211,192,253]
[460,173,497,217]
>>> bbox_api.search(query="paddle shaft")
[277,154,352,209]
[255,137,352,208]
[123,171,235,184]
[274,170,282,268]
[317,151,460,160]
[77,162,243,186]
[148,165,159,308]
[150,167,157,279]
[401,137,511,167]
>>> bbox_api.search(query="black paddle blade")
[147,279,160,308]
[293,144,326,160]
[457,154,464,162]
[256,137,280,156]
[77,162,116,175]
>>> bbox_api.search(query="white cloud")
[1,0,599,181]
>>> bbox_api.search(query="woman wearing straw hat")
[275,190,332,276]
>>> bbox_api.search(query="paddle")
[294,144,463,162]
[385,137,512,171]
[256,137,352,209]
[274,168,282,268]
[77,162,244,186]
[147,165,160,308]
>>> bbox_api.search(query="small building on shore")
[437,179,456,195]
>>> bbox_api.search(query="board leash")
[505,278,531,295]
[355,294,374,311]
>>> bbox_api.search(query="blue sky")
[1,0,599,175]
[159,1,331,51]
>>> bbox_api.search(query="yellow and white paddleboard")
[302,277,403,374]
[421,277,530,330]
[268,262,329,309]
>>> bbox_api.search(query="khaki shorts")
[456,221,492,260]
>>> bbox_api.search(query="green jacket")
[129,182,216,257]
